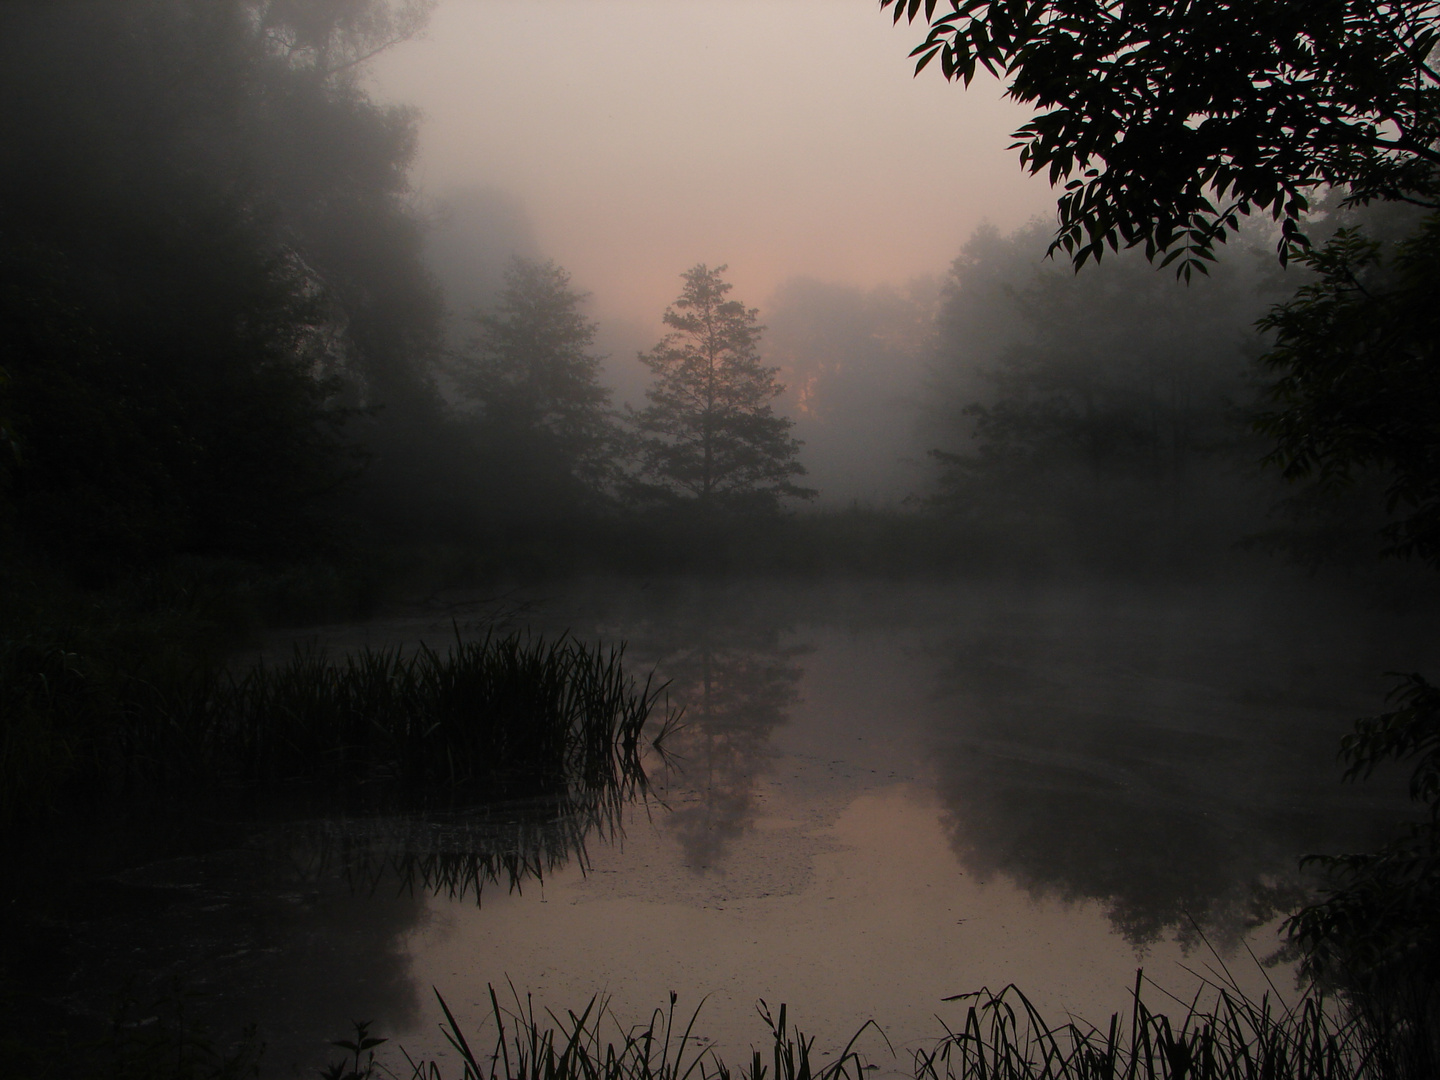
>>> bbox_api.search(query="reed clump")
[917,972,1377,1080]
[199,633,666,799]
[1,629,672,822]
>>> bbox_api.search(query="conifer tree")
[457,256,616,497]
[633,264,814,512]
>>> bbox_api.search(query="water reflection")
[283,796,626,905]
[924,597,1417,950]
[4,728,649,1074]
[631,604,807,872]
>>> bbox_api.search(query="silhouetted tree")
[884,0,1440,274]
[884,0,1440,569]
[633,265,814,513]
[455,257,617,500]
[0,0,441,571]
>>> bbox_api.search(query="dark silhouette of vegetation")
[922,222,1279,567]
[0,628,669,824]
[633,265,815,514]
[0,0,447,579]
[397,976,1384,1080]
[887,1,1440,574]
[884,0,1440,275]
[1257,220,1440,567]
[455,256,621,515]
[886,3,1440,1068]
[1284,673,1440,1080]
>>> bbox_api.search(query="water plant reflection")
[284,792,637,906]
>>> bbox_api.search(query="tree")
[884,0,1440,1051]
[632,265,814,513]
[1256,217,1440,565]
[883,0,1440,275]
[0,0,442,570]
[882,0,1440,563]
[455,257,617,501]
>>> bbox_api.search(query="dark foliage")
[455,257,621,516]
[1285,674,1440,1080]
[883,0,1440,276]
[0,627,666,823]
[1257,217,1440,568]
[0,0,442,578]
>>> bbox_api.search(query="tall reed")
[403,986,876,1080]
[398,972,1386,1080]
[1,628,674,821]
[916,971,1376,1080]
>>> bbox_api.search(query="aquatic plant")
[191,631,669,802]
[0,627,674,823]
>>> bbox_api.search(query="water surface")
[28,576,1436,1076]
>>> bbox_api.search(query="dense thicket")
[0,0,443,579]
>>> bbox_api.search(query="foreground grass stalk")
[401,973,1385,1080]
[407,987,874,1080]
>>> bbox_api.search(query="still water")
[38,576,1439,1076]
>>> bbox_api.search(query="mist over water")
[4,1,1438,1077]
[245,575,1432,1074]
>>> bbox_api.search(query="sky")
[367,0,1056,332]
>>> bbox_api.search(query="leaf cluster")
[1255,213,1440,567]
[884,0,1440,277]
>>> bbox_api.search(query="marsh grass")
[196,631,668,800]
[916,970,1377,1080]
[396,970,1386,1080]
[1,627,674,823]
[405,986,878,1080]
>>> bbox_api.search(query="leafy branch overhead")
[883,0,1440,276]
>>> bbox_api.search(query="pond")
[17,575,1436,1077]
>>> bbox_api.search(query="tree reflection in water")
[924,600,1414,952]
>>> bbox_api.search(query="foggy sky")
[368,0,1055,333]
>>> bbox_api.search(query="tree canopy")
[456,257,618,504]
[883,0,1440,274]
[633,266,814,513]
[0,0,441,573]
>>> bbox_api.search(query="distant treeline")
[0,0,1405,598]
[913,217,1422,574]
[0,0,822,594]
